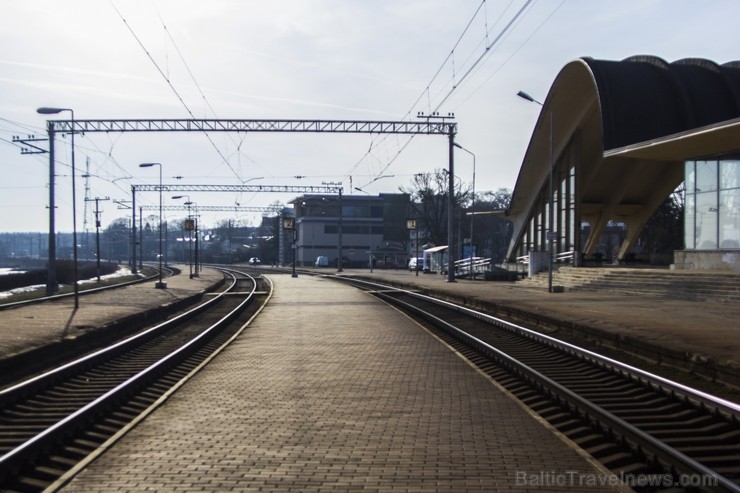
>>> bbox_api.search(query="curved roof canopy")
[507,56,740,260]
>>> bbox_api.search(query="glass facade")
[684,158,740,250]
[515,140,578,260]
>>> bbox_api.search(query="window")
[685,157,740,251]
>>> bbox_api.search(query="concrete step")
[519,267,740,302]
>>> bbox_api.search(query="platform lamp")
[283,216,297,278]
[37,107,79,307]
[139,162,167,289]
[172,195,194,278]
[453,142,476,280]
[354,187,374,272]
[406,218,420,277]
[517,90,555,293]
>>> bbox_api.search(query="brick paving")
[61,274,627,492]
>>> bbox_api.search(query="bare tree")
[400,169,472,247]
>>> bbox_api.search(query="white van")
[315,256,329,267]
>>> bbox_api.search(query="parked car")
[408,257,423,271]
[248,257,261,265]
[315,256,329,267]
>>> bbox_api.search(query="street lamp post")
[139,162,167,289]
[37,107,79,307]
[453,142,476,280]
[517,90,555,293]
[172,195,194,278]
[354,187,374,272]
[353,176,393,273]
[190,205,200,277]
[139,206,144,272]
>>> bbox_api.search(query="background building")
[289,193,411,268]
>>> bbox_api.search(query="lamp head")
[516,91,542,105]
[139,162,159,168]
[37,107,68,115]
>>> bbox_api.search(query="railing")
[515,250,575,266]
[556,250,575,264]
[453,257,492,276]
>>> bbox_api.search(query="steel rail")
[0,270,254,478]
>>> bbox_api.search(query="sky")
[1,0,739,233]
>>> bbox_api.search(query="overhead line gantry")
[36,116,459,288]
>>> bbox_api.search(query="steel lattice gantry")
[50,118,455,135]
[136,205,283,213]
[132,184,343,193]
[40,117,459,287]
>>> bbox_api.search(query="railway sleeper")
[6,405,81,418]
[21,398,91,409]
[554,422,602,440]
[640,421,734,438]
[593,450,642,469]
[628,414,722,428]
[606,403,693,417]
[528,402,563,416]
[46,452,82,468]
[543,376,628,389]
[4,474,51,492]
[710,465,740,479]
[0,424,48,433]
[71,436,105,450]
[656,429,740,445]
[578,396,670,410]
[54,444,91,460]
[677,443,740,457]
[571,431,612,449]
[26,463,66,481]
[0,414,63,426]
[580,440,624,458]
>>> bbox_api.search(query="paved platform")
[61,273,627,492]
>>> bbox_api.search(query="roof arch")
[506,56,740,262]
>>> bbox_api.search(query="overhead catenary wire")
[147,0,265,182]
[345,0,539,185]
[458,0,566,107]
[108,0,243,183]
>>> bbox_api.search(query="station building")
[505,56,740,271]
[287,193,411,268]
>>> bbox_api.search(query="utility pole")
[417,111,457,282]
[85,196,110,281]
[322,181,344,272]
[82,157,92,259]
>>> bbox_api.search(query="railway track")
[0,264,171,311]
[0,267,271,492]
[332,275,740,492]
